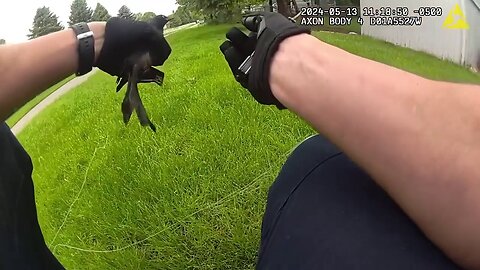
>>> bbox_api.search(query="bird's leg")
[129,61,156,132]
[116,62,131,92]
[121,76,134,124]
[134,93,157,132]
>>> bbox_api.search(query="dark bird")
[115,15,172,132]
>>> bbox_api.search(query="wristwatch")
[70,22,95,76]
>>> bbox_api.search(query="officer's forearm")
[269,33,480,269]
[0,22,105,122]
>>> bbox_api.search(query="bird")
[115,15,172,132]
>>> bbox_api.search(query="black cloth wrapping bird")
[114,15,172,132]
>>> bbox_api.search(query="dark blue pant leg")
[0,123,64,270]
[257,134,460,270]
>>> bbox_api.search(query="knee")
[260,134,343,239]
[286,134,342,170]
[267,134,342,202]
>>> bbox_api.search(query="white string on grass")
[51,140,305,254]
[49,136,109,248]
[52,170,268,254]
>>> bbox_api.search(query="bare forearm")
[0,22,105,122]
[270,34,480,268]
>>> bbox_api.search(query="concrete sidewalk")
[11,69,97,135]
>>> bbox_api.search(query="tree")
[91,3,111,21]
[176,0,262,23]
[118,5,134,20]
[28,6,64,40]
[68,0,93,25]
[0,39,5,45]
[169,6,193,27]
[137,11,157,22]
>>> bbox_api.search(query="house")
[361,0,480,69]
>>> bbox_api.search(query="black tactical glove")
[95,16,171,77]
[220,12,311,109]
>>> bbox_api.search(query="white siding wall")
[361,0,479,68]
[464,0,480,68]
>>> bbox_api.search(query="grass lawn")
[17,25,480,269]
[6,76,73,127]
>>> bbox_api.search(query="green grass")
[313,32,480,84]
[6,76,73,127]
[17,25,480,269]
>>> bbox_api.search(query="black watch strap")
[70,22,95,76]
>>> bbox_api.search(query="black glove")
[95,16,171,77]
[220,12,311,109]
[95,15,172,132]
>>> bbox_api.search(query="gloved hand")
[95,16,171,77]
[95,15,171,132]
[220,12,311,109]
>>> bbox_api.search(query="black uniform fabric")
[0,122,64,270]
[256,134,461,270]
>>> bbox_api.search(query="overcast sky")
[0,0,178,44]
